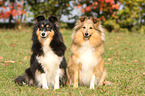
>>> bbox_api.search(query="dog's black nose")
[41,33,45,36]
[85,32,88,36]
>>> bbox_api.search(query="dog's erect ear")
[48,16,58,23]
[92,17,101,32]
[36,15,45,22]
[92,17,99,24]
[79,16,87,22]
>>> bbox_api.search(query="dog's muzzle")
[40,31,47,38]
[84,32,91,39]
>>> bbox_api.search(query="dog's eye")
[46,27,51,31]
[90,27,92,29]
[83,27,86,29]
[39,28,43,31]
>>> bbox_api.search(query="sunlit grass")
[0,28,145,95]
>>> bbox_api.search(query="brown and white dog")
[67,16,106,89]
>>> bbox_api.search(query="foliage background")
[0,0,145,32]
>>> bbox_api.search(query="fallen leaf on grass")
[110,39,113,41]
[109,47,113,50]
[0,63,9,66]
[4,60,15,63]
[124,47,131,50]
[123,61,129,64]
[116,37,120,40]
[10,43,16,47]
[66,48,69,51]
[6,36,10,39]
[113,42,118,44]
[114,53,117,56]
[121,57,126,60]
[107,58,113,61]
[0,56,3,59]
[132,60,138,63]
[14,39,17,42]
[23,56,28,60]
[116,62,120,65]
[143,73,145,76]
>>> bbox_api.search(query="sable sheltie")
[14,16,67,89]
[67,16,106,89]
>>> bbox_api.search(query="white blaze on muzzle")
[40,31,47,38]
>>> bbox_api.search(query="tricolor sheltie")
[67,16,106,89]
[14,16,67,89]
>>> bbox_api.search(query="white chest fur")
[36,38,63,87]
[78,41,98,85]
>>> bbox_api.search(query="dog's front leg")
[54,69,60,89]
[41,73,49,89]
[90,74,95,89]
[73,69,78,89]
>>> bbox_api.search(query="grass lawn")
[0,28,145,95]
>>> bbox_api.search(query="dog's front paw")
[73,84,78,89]
[42,85,49,89]
[54,83,59,90]
[90,84,95,89]
[102,80,112,86]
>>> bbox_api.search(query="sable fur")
[67,16,106,89]
[14,16,67,89]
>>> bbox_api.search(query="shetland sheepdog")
[67,16,106,89]
[14,16,67,89]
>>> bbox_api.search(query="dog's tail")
[14,68,36,86]
[14,74,26,85]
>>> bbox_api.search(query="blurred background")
[0,0,145,33]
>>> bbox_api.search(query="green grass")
[0,28,145,95]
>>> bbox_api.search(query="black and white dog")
[14,16,67,89]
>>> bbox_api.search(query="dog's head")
[74,16,105,40]
[35,16,58,43]
[72,16,105,46]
